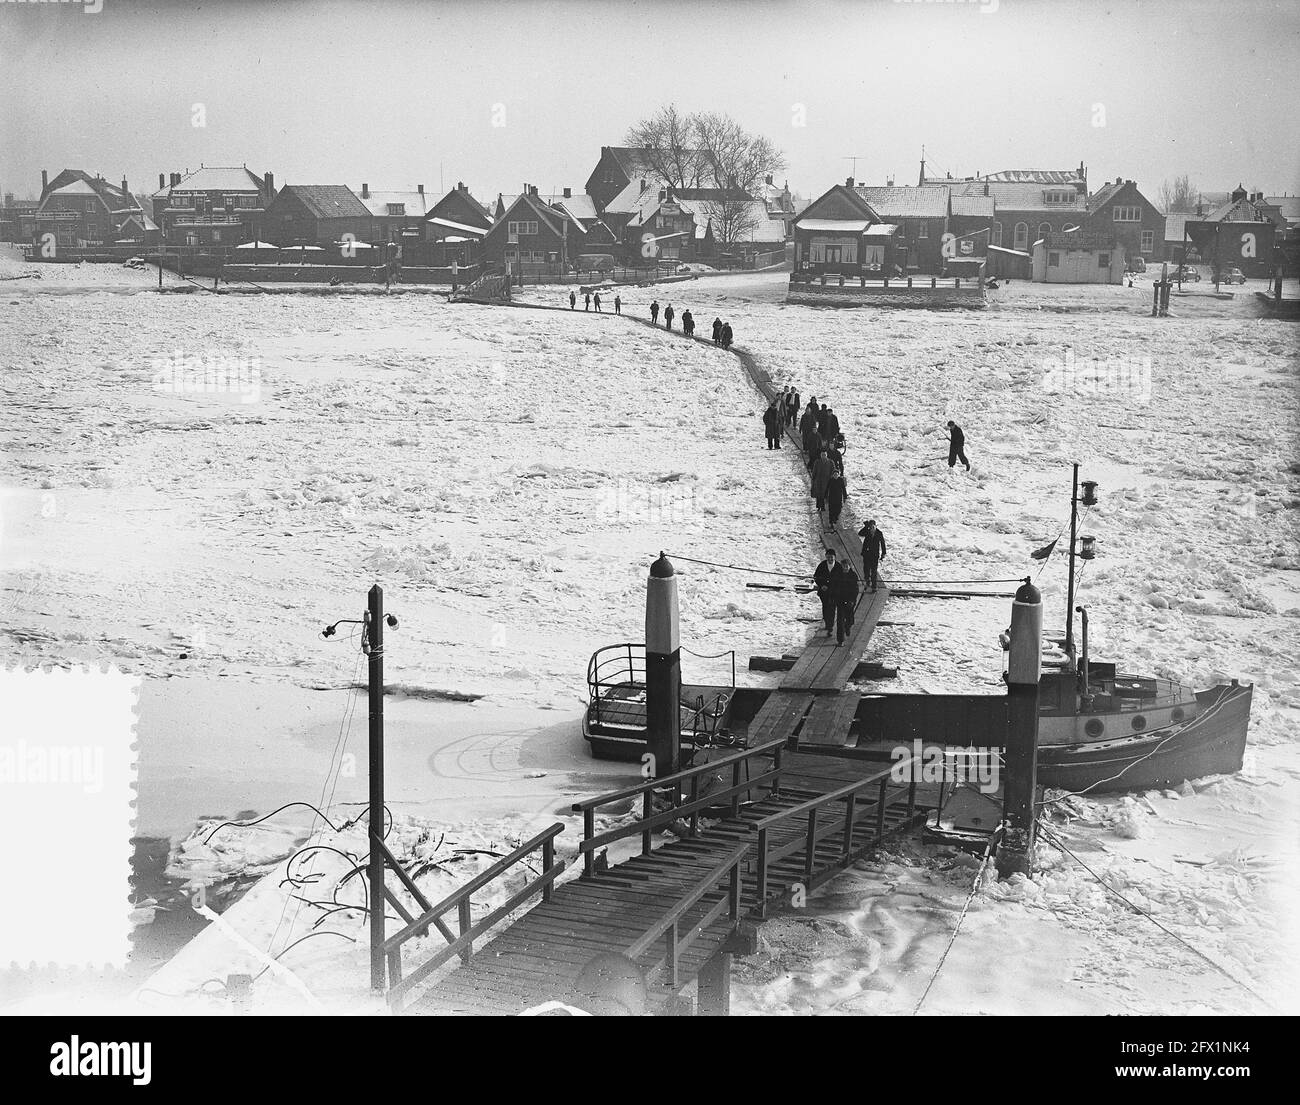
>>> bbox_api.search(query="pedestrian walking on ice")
[810,449,834,518]
[833,561,859,645]
[682,310,694,337]
[614,295,621,315]
[813,548,842,638]
[712,317,723,345]
[763,400,783,450]
[594,292,602,312]
[651,299,660,323]
[664,304,675,329]
[787,387,800,428]
[569,291,576,309]
[858,519,887,592]
[946,420,971,471]
[721,321,732,349]
[584,292,591,311]
[827,466,847,526]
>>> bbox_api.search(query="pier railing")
[571,736,788,876]
[747,757,918,918]
[382,823,566,1011]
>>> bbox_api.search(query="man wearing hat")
[857,519,887,593]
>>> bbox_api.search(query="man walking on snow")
[813,548,843,638]
[947,420,971,471]
[763,400,783,450]
[651,300,660,324]
[857,519,887,593]
[833,560,860,645]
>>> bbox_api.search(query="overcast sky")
[2,0,1297,203]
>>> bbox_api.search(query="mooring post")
[367,583,386,991]
[997,579,1042,879]
[645,553,681,779]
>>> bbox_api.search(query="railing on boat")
[585,641,736,742]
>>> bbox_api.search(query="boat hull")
[1037,682,1252,793]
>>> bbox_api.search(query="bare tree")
[1158,174,1197,214]
[624,104,710,191]
[691,111,785,246]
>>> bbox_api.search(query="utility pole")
[366,584,386,992]
[1065,462,1079,658]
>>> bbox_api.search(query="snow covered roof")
[797,217,871,233]
[864,224,898,237]
[855,185,949,218]
[278,185,370,219]
[1265,196,1300,224]
[950,194,995,218]
[50,180,98,196]
[155,166,264,196]
[356,190,435,218]
[428,216,487,238]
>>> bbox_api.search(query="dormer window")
[1044,190,1075,205]
[387,203,405,216]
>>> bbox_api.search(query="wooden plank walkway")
[409,751,925,1016]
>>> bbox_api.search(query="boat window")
[1131,715,1147,731]
[1171,707,1185,722]
[1085,718,1105,738]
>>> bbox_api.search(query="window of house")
[184,232,198,246]
[992,221,1002,246]
[237,196,257,209]
[1113,206,1140,222]
[1013,222,1029,250]
[507,220,539,237]
[1037,222,1051,241]
[387,203,406,216]
[1044,190,1075,205]
[1140,230,1154,253]
[212,229,221,242]
[1098,252,1110,268]
[917,223,928,239]
[1048,252,1060,267]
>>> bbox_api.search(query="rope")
[680,646,735,660]
[1035,822,1277,1011]
[667,553,1024,587]
[912,833,996,1015]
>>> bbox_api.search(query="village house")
[758,174,799,239]
[151,165,275,248]
[1179,185,1279,278]
[1084,177,1165,264]
[854,183,950,272]
[479,186,584,272]
[585,145,712,215]
[792,180,898,278]
[355,183,436,245]
[1032,230,1125,284]
[29,169,150,249]
[492,187,619,257]
[262,185,374,248]
[423,182,494,267]
[928,164,1089,253]
[1,193,41,243]
[619,186,717,263]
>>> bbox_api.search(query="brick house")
[479,187,583,271]
[855,184,950,272]
[30,169,148,249]
[585,145,712,214]
[1084,178,1164,264]
[262,185,374,247]
[151,165,275,248]
[1181,185,1279,278]
[928,165,1089,253]
[792,180,898,277]
[424,182,493,267]
[355,184,436,245]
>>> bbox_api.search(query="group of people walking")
[570,289,622,315]
[564,289,734,349]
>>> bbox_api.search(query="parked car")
[576,253,615,273]
[1174,265,1201,282]
[1127,257,1146,273]
[1220,267,1247,285]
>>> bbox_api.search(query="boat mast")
[1065,462,1079,660]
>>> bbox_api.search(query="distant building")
[1032,231,1125,284]
[151,165,275,247]
[1084,177,1164,264]
[354,184,436,245]
[1,193,40,243]
[480,186,584,271]
[262,185,374,247]
[854,184,950,272]
[585,145,712,214]
[424,182,494,267]
[927,163,1089,253]
[29,169,148,249]
[792,180,899,278]
[1180,185,1279,278]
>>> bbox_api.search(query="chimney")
[172,172,181,187]
[640,179,648,193]
[659,188,666,201]
[264,171,274,196]
[458,181,467,194]
[122,177,128,195]
[159,172,166,190]
[361,183,369,198]
[530,185,538,196]
[563,186,571,198]
[41,169,48,192]
[417,184,424,195]
[886,175,894,187]
[983,183,989,196]
[845,176,854,187]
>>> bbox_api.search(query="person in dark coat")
[651,300,660,323]
[682,310,695,337]
[946,420,971,471]
[833,560,860,645]
[802,422,823,465]
[807,397,820,423]
[813,548,842,637]
[664,304,675,329]
[857,519,887,592]
[720,322,733,349]
[826,467,847,527]
[569,290,576,309]
[786,388,800,428]
[614,295,621,315]
[810,449,834,518]
[712,317,723,345]
[584,292,592,311]
[822,407,841,440]
[594,291,602,312]
[762,401,783,449]
[827,442,844,473]
[798,403,817,437]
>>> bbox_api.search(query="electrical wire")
[203,801,341,845]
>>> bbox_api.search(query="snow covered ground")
[2,262,1295,1014]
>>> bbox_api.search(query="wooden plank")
[798,694,860,747]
